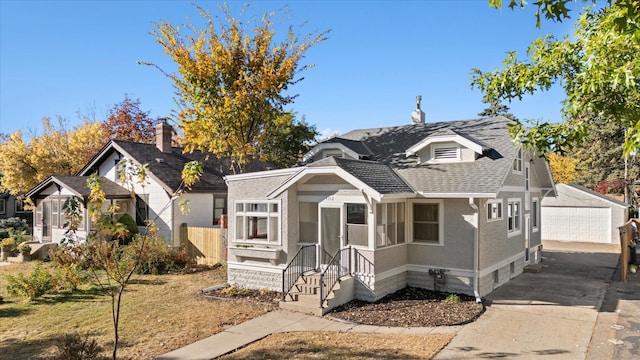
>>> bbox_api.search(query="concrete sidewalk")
[156,309,458,360]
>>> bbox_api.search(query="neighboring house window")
[346,203,367,246]
[525,164,530,191]
[487,199,503,221]
[432,145,459,162]
[114,200,129,218]
[508,199,521,235]
[36,202,42,226]
[376,202,406,248]
[135,195,149,226]
[0,199,5,214]
[411,200,443,245]
[52,199,59,228]
[234,200,280,244]
[513,149,522,173]
[532,198,539,231]
[15,199,27,213]
[213,196,227,225]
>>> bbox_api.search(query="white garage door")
[542,207,611,243]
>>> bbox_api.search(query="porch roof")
[268,157,415,202]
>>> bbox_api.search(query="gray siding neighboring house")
[541,183,627,244]
[225,112,556,305]
[0,192,32,227]
[26,122,270,246]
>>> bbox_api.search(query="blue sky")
[0,0,578,139]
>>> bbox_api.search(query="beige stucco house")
[225,112,556,314]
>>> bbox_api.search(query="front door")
[319,205,342,264]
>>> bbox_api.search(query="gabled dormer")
[405,129,488,164]
[303,137,372,162]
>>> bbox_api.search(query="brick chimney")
[156,120,173,153]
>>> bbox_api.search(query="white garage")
[542,183,628,245]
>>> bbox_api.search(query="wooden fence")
[618,218,640,282]
[180,224,227,266]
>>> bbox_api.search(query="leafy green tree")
[477,99,517,120]
[260,114,317,168]
[143,4,327,173]
[573,117,638,189]
[475,0,640,156]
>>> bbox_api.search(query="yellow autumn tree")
[0,117,106,194]
[143,4,327,173]
[548,152,578,184]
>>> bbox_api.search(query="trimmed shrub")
[0,217,29,239]
[117,213,138,245]
[129,235,193,274]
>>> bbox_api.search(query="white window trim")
[507,198,522,237]
[531,198,539,232]
[375,202,406,249]
[233,199,282,245]
[430,144,461,163]
[487,199,503,222]
[409,199,444,246]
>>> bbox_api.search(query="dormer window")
[513,149,522,173]
[432,145,459,161]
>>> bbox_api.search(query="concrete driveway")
[435,241,620,360]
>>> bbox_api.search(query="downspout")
[469,197,482,303]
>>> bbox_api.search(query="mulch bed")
[328,287,485,327]
[204,285,484,327]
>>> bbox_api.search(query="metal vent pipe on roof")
[411,95,425,124]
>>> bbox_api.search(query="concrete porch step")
[524,262,544,273]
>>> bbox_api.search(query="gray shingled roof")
[323,137,373,157]
[26,176,130,200]
[313,116,517,195]
[307,157,413,194]
[80,141,272,193]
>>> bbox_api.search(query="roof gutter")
[469,197,482,303]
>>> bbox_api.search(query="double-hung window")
[487,199,503,221]
[135,195,149,226]
[235,200,280,244]
[507,199,521,235]
[411,200,443,245]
